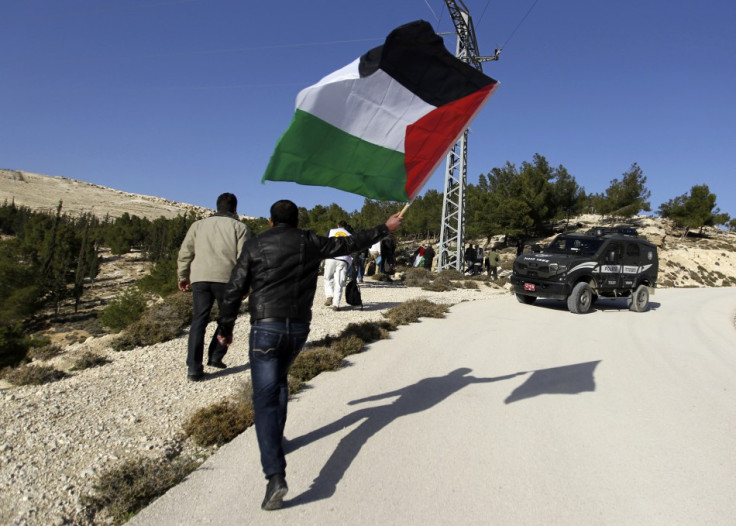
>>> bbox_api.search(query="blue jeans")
[187,282,228,375]
[356,255,365,282]
[249,320,310,477]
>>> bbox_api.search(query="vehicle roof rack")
[585,226,638,237]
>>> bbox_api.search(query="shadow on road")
[530,299,661,313]
[284,367,524,507]
[504,360,601,403]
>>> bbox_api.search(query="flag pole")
[398,202,411,218]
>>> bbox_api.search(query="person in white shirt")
[323,221,352,310]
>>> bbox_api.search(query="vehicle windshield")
[545,236,604,256]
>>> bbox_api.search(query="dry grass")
[27,343,64,361]
[383,298,450,326]
[112,292,193,351]
[182,383,255,447]
[1,364,68,385]
[81,451,200,525]
[70,352,111,371]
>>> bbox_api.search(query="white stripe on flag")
[296,61,435,154]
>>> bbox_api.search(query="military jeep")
[510,230,658,314]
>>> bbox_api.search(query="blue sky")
[2,0,735,221]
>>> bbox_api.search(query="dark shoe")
[207,360,227,369]
[187,371,204,382]
[262,474,288,511]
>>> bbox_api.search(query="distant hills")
[1,169,212,221]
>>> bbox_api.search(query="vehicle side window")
[626,243,640,257]
[604,243,622,263]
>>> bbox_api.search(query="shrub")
[81,453,200,525]
[112,292,192,351]
[183,394,255,447]
[383,299,450,326]
[137,253,179,297]
[0,323,30,369]
[421,278,455,292]
[460,280,479,289]
[340,320,394,344]
[100,287,147,332]
[1,364,68,385]
[28,343,65,361]
[401,267,434,287]
[437,269,464,280]
[70,352,111,371]
[290,347,344,382]
[288,375,305,396]
[330,335,365,358]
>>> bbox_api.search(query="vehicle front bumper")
[510,274,570,301]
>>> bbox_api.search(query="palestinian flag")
[262,20,499,202]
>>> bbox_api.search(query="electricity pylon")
[437,0,499,272]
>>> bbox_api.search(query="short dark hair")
[216,193,238,214]
[270,200,298,227]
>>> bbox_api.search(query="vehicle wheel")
[516,293,537,305]
[567,282,593,314]
[591,293,599,304]
[628,284,649,312]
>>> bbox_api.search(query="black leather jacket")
[217,222,389,335]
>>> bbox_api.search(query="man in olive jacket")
[216,199,403,511]
[177,193,251,380]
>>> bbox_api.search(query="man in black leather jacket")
[217,199,403,511]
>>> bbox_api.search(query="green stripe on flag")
[263,110,409,202]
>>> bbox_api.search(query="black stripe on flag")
[358,20,497,108]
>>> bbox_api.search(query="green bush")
[137,253,179,297]
[0,323,30,368]
[70,352,111,371]
[100,287,147,332]
[1,364,68,385]
[81,453,200,525]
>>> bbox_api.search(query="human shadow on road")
[504,360,600,404]
[285,367,524,506]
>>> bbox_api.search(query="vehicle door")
[620,241,641,289]
[599,241,623,290]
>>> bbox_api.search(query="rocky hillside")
[551,214,736,289]
[1,169,212,220]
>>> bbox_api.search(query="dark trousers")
[249,319,310,477]
[187,281,228,375]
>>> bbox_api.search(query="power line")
[424,0,441,22]
[501,0,541,49]
[477,0,493,25]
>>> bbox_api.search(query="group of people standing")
[464,243,500,278]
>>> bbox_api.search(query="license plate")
[524,283,536,292]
